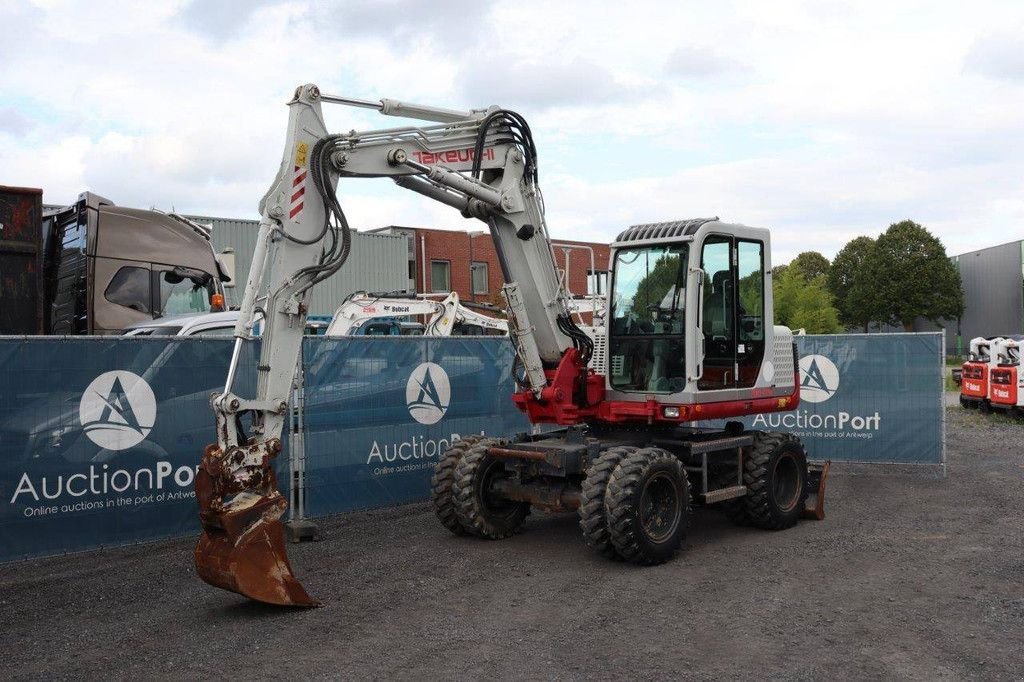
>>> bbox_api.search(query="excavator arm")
[449,302,509,335]
[326,291,454,336]
[197,84,588,606]
[324,291,508,337]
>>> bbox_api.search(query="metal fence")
[0,333,944,562]
[299,337,529,516]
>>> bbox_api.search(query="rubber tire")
[431,435,484,536]
[606,448,689,565]
[452,439,530,539]
[741,432,808,531]
[579,446,637,559]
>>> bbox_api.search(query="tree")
[828,236,880,332]
[630,254,682,314]
[788,251,831,282]
[773,267,843,333]
[868,220,964,331]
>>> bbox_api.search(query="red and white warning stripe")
[289,165,306,221]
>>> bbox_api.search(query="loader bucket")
[195,445,320,607]
[803,460,831,520]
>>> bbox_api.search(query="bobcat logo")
[406,363,451,425]
[79,371,157,450]
[798,355,840,404]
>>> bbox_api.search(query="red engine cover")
[990,367,1018,406]
[960,362,987,400]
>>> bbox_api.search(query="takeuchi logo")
[799,354,840,404]
[406,362,451,425]
[79,371,157,450]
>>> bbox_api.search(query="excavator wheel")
[579,446,637,559]
[431,435,485,536]
[606,448,690,565]
[740,432,808,530]
[451,439,530,539]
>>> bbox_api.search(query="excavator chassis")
[435,424,830,563]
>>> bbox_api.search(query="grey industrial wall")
[913,239,1024,353]
[184,214,409,316]
[953,240,1023,341]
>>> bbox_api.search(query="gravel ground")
[2,407,1022,680]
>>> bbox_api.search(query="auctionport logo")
[406,363,450,425]
[79,371,156,450]
[799,355,840,404]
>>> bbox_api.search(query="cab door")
[698,236,735,390]
[697,236,766,390]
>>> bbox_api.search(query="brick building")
[369,226,611,307]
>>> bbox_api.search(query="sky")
[2,0,1024,262]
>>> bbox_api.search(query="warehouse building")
[183,214,409,317]
[190,216,612,319]
[368,226,611,308]
[947,239,1023,349]
[911,239,1024,354]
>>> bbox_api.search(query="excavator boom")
[196,84,583,606]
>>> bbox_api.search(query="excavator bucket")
[803,460,831,520]
[195,444,320,607]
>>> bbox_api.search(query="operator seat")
[704,271,732,338]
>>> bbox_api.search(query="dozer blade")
[803,460,831,520]
[195,444,320,607]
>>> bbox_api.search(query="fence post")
[940,332,947,478]
[285,338,320,542]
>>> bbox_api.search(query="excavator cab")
[604,219,785,406]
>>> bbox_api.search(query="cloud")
[0,108,33,136]
[665,46,748,78]
[964,30,1024,81]
[2,0,1024,264]
[0,1,43,60]
[455,58,643,111]
[176,0,278,41]
[310,0,491,49]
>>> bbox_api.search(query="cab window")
[155,268,215,317]
[104,266,152,314]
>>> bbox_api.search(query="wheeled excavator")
[325,290,508,336]
[195,84,829,607]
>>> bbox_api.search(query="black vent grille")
[614,217,718,243]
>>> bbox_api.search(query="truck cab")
[41,192,229,335]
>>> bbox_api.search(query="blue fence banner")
[696,333,945,466]
[0,337,265,562]
[0,332,944,562]
[300,336,532,517]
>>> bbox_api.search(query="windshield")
[611,244,688,336]
[608,244,688,393]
